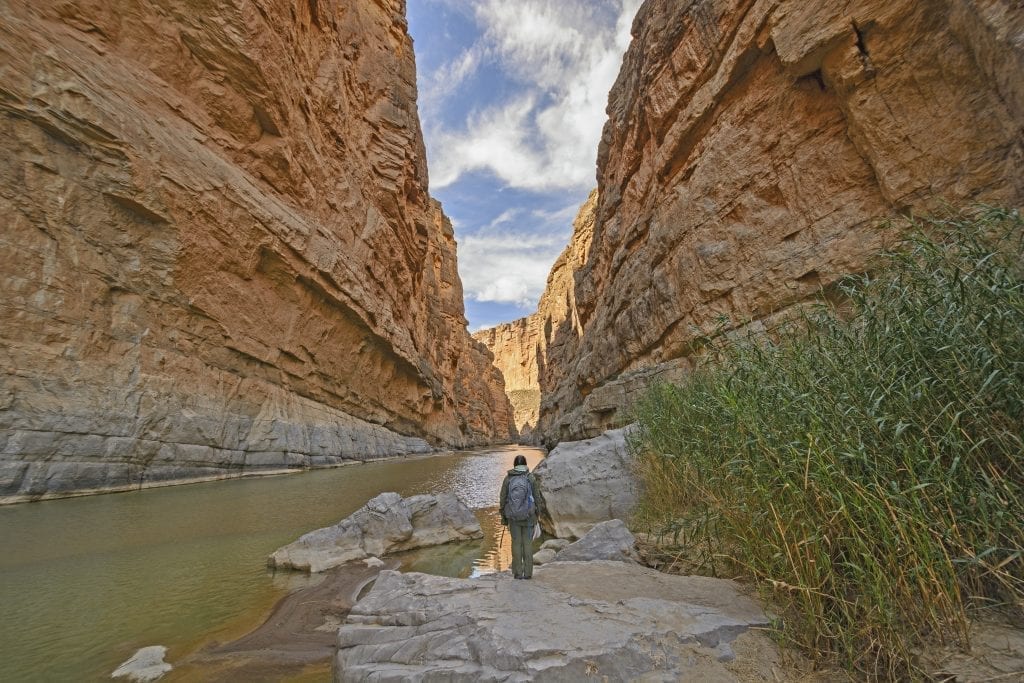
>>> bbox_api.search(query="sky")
[406,0,643,331]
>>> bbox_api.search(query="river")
[0,445,545,681]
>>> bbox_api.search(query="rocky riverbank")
[338,560,781,681]
[169,559,400,682]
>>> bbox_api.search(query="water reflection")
[0,444,544,681]
[398,507,514,578]
[399,445,547,578]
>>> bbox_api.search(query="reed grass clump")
[630,208,1023,677]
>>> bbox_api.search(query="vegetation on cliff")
[630,208,1024,676]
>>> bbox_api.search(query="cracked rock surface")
[336,560,775,681]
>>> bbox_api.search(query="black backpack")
[504,474,535,522]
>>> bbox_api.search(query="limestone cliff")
[483,0,1023,445]
[474,190,596,443]
[0,0,512,502]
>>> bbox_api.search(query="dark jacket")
[499,468,546,526]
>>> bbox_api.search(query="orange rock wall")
[473,190,597,442]
[0,0,512,502]
[485,0,1024,445]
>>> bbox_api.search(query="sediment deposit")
[0,0,512,502]
[481,0,1024,444]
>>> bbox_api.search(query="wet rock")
[111,646,171,682]
[336,560,774,681]
[533,427,638,538]
[268,493,481,573]
[551,519,639,564]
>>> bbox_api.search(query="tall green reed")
[630,208,1023,677]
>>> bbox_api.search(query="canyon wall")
[0,0,513,502]
[482,0,1024,445]
[473,190,597,442]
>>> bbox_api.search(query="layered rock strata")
[483,0,1024,445]
[0,0,512,503]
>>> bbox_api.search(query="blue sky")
[407,0,642,330]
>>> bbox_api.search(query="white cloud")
[487,208,523,228]
[422,0,642,192]
[419,45,483,114]
[457,199,581,307]
[458,230,569,307]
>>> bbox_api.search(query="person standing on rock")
[499,454,546,580]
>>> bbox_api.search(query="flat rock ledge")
[336,560,774,682]
[269,492,482,573]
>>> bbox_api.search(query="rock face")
[0,1,513,502]
[481,0,1024,445]
[336,560,776,681]
[532,426,639,539]
[473,190,597,443]
[269,492,482,573]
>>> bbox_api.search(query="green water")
[0,446,544,681]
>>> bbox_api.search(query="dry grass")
[629,208,1024,678]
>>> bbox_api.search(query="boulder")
[533,538,571,564]
[111,646,171,682]
[540,538,571,552]
[550,519,639,564]
[533,426,638,538]
[532,548,557,565]
[268,493,482,573]
[336,560,776,681]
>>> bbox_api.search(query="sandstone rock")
[111,645,171,682]
[336,560,776,681]
[0,0,512,504]
[551,519,639,564]
[268,492,482,573]
[481,0,1024,446]
[532,426,638,539]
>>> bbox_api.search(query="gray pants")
[509,520,534,578]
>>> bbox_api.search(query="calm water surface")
[0,445,544,681]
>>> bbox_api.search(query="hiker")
[499,454,546,580]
